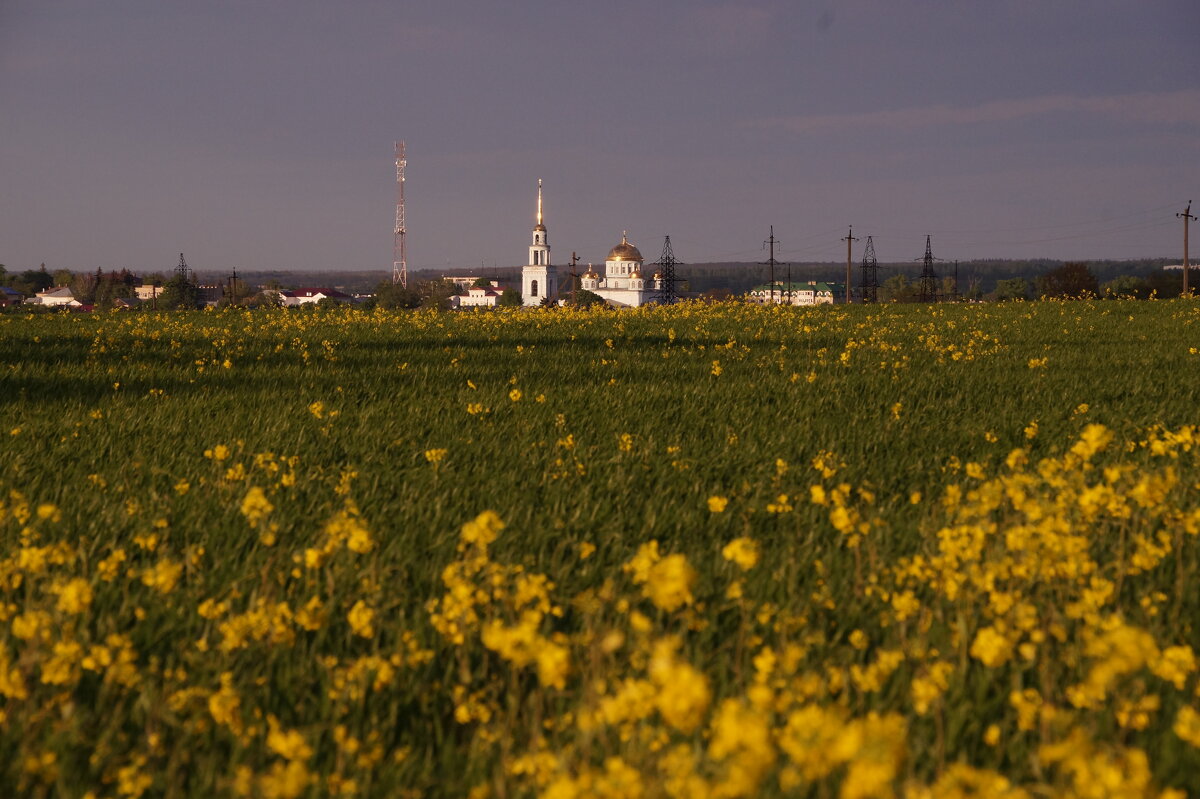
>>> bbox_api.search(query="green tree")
[218,278,251,307]
[572,289,606,307]
[1035,262,1098,299]
[373,280,422,310]
[248,289,284,309]
[991,278,1029,302]
[13,269,53,295]
[472,277,492,289]
[417,279,458,310]
[880,274,918,303]
[1145,269,1184,298]
[498,289,523,307]
[72,270,98,304]
[1101,275,1150,299]
[158,272,200,310]
[938,276,959,300]
[963,276,984,301]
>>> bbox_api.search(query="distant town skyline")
[2,1,1198,274]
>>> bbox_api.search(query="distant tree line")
[4,257,1190,314]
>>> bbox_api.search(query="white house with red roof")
[457,281,510,308]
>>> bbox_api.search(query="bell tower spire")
[529,179,549,259]
[522,179,557,305]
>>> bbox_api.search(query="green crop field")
[1,300,1198,798]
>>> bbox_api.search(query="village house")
[278,287,356,307]
[455,280,510,308]
[26,286,81,307]
[0,287,24,308]
[746,281,841,306]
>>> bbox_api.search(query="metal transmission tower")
[392,141,407,288]
[918,235,939,303]
[651,236,683,305]
[175,253,191,284]
[1178,201,1195,296]
[842,226,858,303]
[859,236,879,303]
[760,226,785,304]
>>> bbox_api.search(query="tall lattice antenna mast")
[860,236,879,303]
[392,141,407,287]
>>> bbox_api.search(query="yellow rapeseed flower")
[1174,706,1200,747]
[53,578,93,615]
[461,510,503,547]
[643,554,696,612]
[267,717,314,761]
[240,486,274,529]
[721,537,759,571]
[141,559,183,595]
[970,626,1012,668]
[347,601,375,638]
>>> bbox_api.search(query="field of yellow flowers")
[1,299,1198,798]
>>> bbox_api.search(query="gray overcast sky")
[2,0,1198,274]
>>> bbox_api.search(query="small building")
[746,281,841,306]
[0,287,23,308]
[279,288,355,307]
[27,286,79,307]
[458,281,509,308]
[443,275,485,292]
[134,284,162,301]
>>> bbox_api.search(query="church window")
[531,280,539,297]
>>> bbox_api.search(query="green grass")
[0,299,1198,797]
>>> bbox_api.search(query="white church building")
[580,233,662,308]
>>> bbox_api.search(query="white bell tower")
[521,180,557,306]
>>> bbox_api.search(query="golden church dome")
[606,232,642,262]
